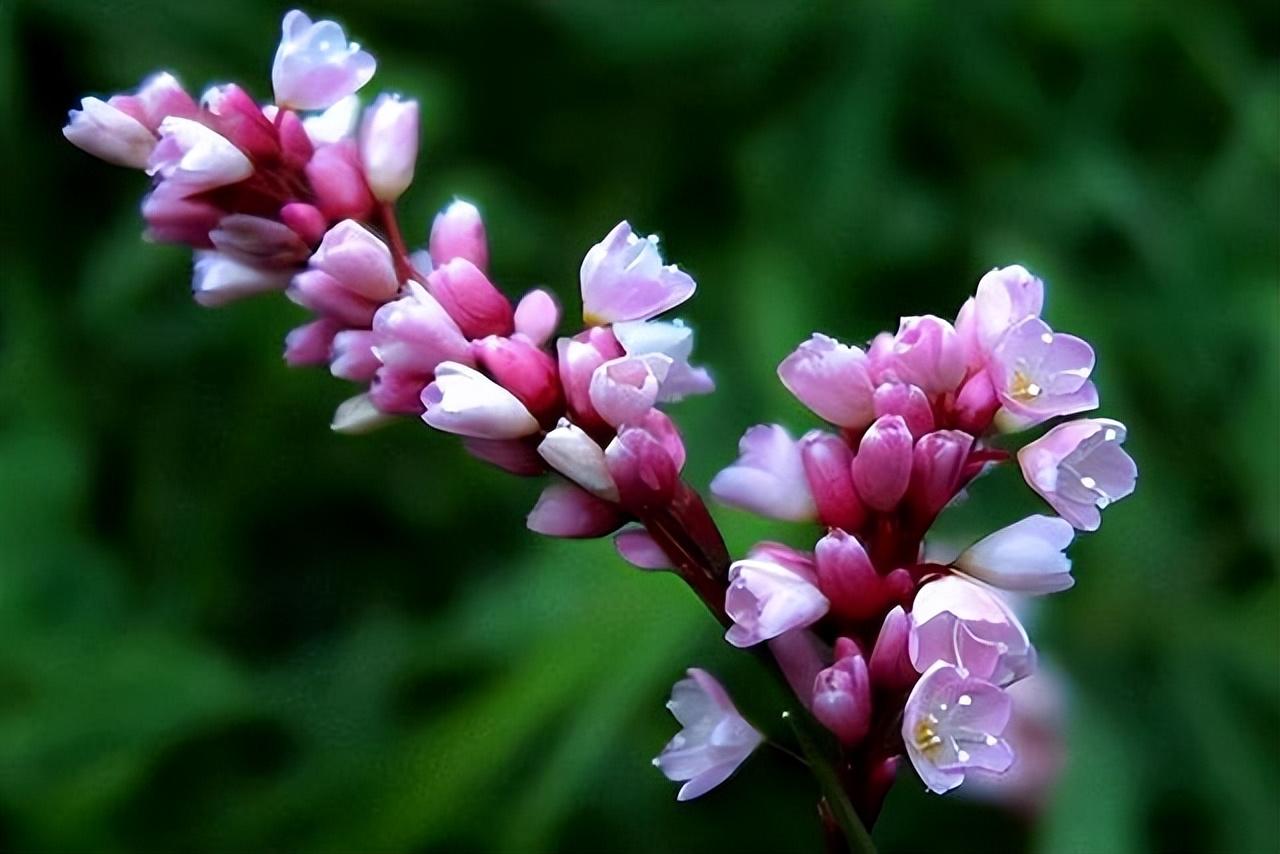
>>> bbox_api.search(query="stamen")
[958,694,972,706]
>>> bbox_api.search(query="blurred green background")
[3,0,1278,851]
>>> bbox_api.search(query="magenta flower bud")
[430,199,490,273]
[851,415,914,512]
[710,425,816,521]
[462,436,545,476]
[812,653,873,746]
[906,429,975,527]
[778,333,876,428]
[311,220,399,300]
[279,202,327,247]
[422,361,540,439]
[868,606,917,694]
[989,317,1098,429]
[209,214,310,268]
[614,528,670,570]
[370,366,429,415]
[191,251,291,308]
[63,97,156,168]
[654,669,763,801]
[633,409,687,472]
[330,393,393,434]
[589,354,673,428]
[272,10,376,111]
[284,317,342,366]
[580,221,695,325]
[305,141,376,222]
[557,328,624,433]
[141,186,221,246]
[474,335,562,423]
[873,382,935,438]
[954,515,1075,594]
[527,482,622,538]
[330,330,379,382]
[197,85,278,162]
[799,431,865,532]
[903,662,1014,794]
[909,575,1034,686]
[605,425,680,510]
[814,530,882,621]
[424,258,515,339]
[148,117,253,193]
[882,315,966,394]
[973,265,1044,355]
[1018,418,1136,531]
[372,283,472,373]
[359,94,418,203]
[275,109,315,169]
[289,269,379,327]
[951,370,1000,434]
[514,289,560,346]
[724,557,829,648]
[108,72,197,132]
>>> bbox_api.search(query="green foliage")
[3,0,1277,850]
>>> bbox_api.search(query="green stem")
[786,711,878,854]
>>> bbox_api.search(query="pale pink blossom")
[903,662,1014,794]
[526,481,622,538]
[588,354,673,428]
[191,251,291,308]
[359,94,418,202]
[972,265,1044,355]
[777,334,876,428]
[272,10,376,111]
[580,221,695,325]
[63,97,156,168]
[654,669,763,801]
[430,199,489,273]
[710,425,816,521]
[148,117,253,193]
[612,319,714,402]
[988,318,1098,428]
[1018,418,1136,531]
[724,556,829,648]
[302,94,360,144]
[311,220,399,300]
[557,328,624,433]
[372,282,472,374]
[880,315,966,394]
[851,414,914,512]
[909,575,1034,686]
[538,419,618,501]
[421,362,540,439]
[953,515,1075,595]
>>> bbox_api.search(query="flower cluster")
[669,265,1136,804]
[67,9,1137,842]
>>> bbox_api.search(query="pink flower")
[311,220,399,300]
[953,515,1075,595]
[302,95,360,144]
[851,414,914,512]
[905,429,974,527]
[580,221,695,325]
[710,425,816,521]
[514,289,560,347]
[424,258,514,340]
[421,362,540,439]
[588,354,672,427]
[108,72,198,131]
[474,335,561,422]
[359,94,418,202]
[612,319,714,402]
[430,200,489,273]
[605,423,682,509]
[614,528,670,570]
[372,282,472,374]
[872,382,935,438]
[880,315,966,394]
[903,662,1014,794]
[329,330,380,382]
[272,10,376,111]
[191,251,291,307]
[654,669,763,801]
[538,419,618,500]
[289,270,379,327]
[778,334,876,428]
[1018,418,1136,531]
[812,652,873,746]
[908,575,1034,686]
[868,606,918,694]
[63,97,156,169]
[798,431,865,532]
[526,481,622,538]
[988,318,1098,428]
[814,529,888,621]
[305,141,376,221]
[724,556,829,647]
[557,328,624,433]
[972,265,1044,355]
[284,317,342,366]
[148,117,253,193]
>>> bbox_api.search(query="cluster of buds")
[67,9,1137,843]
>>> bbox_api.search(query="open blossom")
[909,575,1034,686]
[711,425,815,521]
[654,669,763,801]
[953,515,1075,594]
[612,319,714,402]
[1018,418,1137,531]
[778,333,876,428]
[724,556,829,647]
[580,221,696,325]
[988,317,1098,428]
[272,10,376,110]
[904,662,1014,794]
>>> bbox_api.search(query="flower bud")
[475,335,563,422]
[424,258,515,339]
[952,370,1000,434]
[192,251,291,308]
[369,366,429,415]
[799,430,865,532]
[421,361,540,439]
[289,269,379,327]
[851,415,914,512]
[209,214,310,268]
[141,186,222,246]
[777,333,876,428]
[605,424,680,510]
[311,220,399,300]
[882,315,966,394]
[725,557,829,648]
[108,72,197,132]
[279,202,328,246]
[812,653,873,746]
[872,382,934,438]
[557,328,624,433]
[198,85,278,161]
[305,141,376,222]
[372,283,472,373]
[527,482,623,538]
[63,97,156,168]
[868,606,917,694]
[538,419,617,500]
[514,289,560,346]
[906,429,974,527]
[284,317,342,366]
[430,199,489,272]
[814,530,882,621]
[330,330,380,382]
[149,117,253,193]
[589,354,673,428]
[359,94,418,203]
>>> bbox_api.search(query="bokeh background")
[4,1,1278,851]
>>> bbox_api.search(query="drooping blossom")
[1018,418,1136,530]
[953,516,1075,594]
[908,575,1034,686]
[903,662,1014,794]
[654,669,763,801]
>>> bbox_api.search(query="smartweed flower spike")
[69,10,1136,843]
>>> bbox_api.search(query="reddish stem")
[378,202,424,283]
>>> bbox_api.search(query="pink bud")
[777,333,876,428]
[200,85,277,162]
[424,258,515,339]
[475,335,563,423]
[108,72,197,131]
[149,117,253,193]
[272,10,376,111]
[370,366,429,415]
[812,653,872,746]
[359,94,418,203]
[209,214,311,268]
[284,317,343,366]
[882,315,966,394]
[462,436,545,476]
[633,409,686,472]
[372,283,472,373]
[63,97,156,168]
[279,202,328,246]
[276,109,314,170]
[851,415,914,512]
[192,251,291,308]
[538,419,616,499]
[557,328,624,433]
[952,370,1000,434]
[312,220,399,300]
[422,362,540,439]
[906,430,974,527]
[814,530,882,621]
[605,425,680,510]
[868,606,917,694]
[746,542,816,581]
[872,383,934,438]
[288,269,379,327]
[305,141,376,222]
[141,186,222,246]
[430,200,490,273]
[330,330,379,382]
[526,482,622,538]
[614,528,670,570]
[589,354,672,428]
[514,289,560,346]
